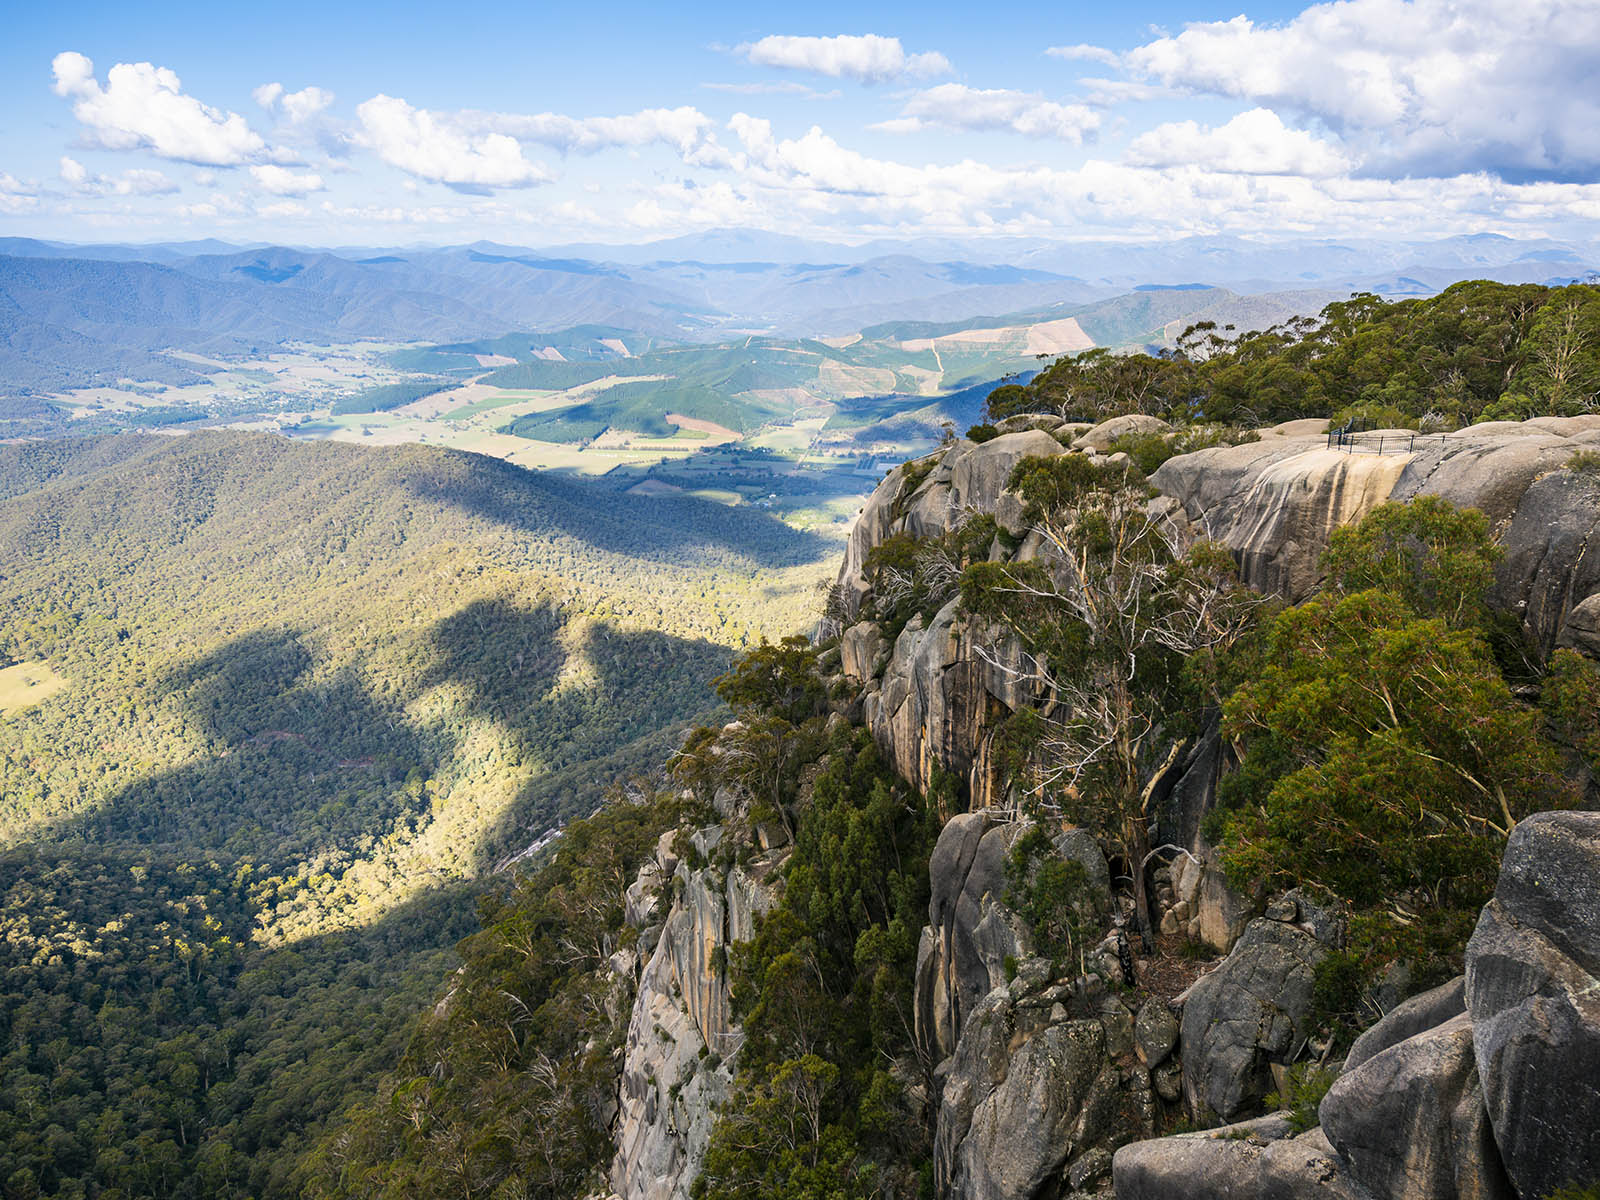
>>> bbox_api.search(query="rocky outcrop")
[935,970,1151,1200]
[1179,893,1344,1123]
[1465,810,1600,1200]
[1320,1011,1512,1200]
[914,811,1154,1200]
[1115,810,1600,1200]
[917,811,1110,1064]
[833,415,1600,932]
[1150,417,1600,643]
[1115,1119,1372,1200]
[610,830,786,1200]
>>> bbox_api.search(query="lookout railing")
[1326,417,1448,455]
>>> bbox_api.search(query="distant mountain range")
[1,230,1595,397]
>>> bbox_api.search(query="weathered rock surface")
[1320,1012,1513,1200]
[1113,1119,1373,1200]
[1181,898,1342,1123]
[1342,975,1466,1074]
[1150,419,1600,643]
[935,975,1147,1200]
[917,811,1110,1064]
[611,836,784,1200]
[1465,810,1600,1200]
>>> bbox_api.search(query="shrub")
[1264,1063,1337,1134]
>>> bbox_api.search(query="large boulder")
[1343,975,1466,1074]
[1465,811,1600,1200]
[1319,1012,1513,1200]
[936,972,1147,1200]
[1113,1118,1372,1200]
[1181,897,1341,1122]
[1490,469,1600,656]
[949,429,1066,535]
[1076,414,1172,452]
[840,620,885,682]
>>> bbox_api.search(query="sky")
[2,0,1599,248]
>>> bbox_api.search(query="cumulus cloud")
[738,34,950,83]
[249,163,326,195]
[59,155,180,195]
[51,51,275,166]
[355,94,551,189]
[1124,0,1600,181]
[254,82,335,123]
[872,84,1102,143]
[1126,109,1352,176]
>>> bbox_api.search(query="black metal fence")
[1326,418,1448,455]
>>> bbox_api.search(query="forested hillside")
[0,432,831,1199]
[987,280,1600,429]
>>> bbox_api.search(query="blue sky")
[3,0,1598,247]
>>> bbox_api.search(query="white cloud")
[702,80,839,99]
[258,200,310,218]
[249,163,326,195]
[255,82,335,123]
[738,34,950,83]
[355,94,551,189]
[1124,0,1600,181]
[469,105,729,165]
[0,170,40,214]
[51,51,274,166]
[1127,109,1352,176]
[872,84,1102,143]
[1046,43,1121,67]
[59,155,180,195]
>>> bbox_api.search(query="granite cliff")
[603,411,1600,1200]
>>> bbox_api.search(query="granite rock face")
[1465,811,1600,1200]
[917,812,1110,1065]
[1114,811,1600,1200]
[1180,897,1343,1123]
[1320,1013,1513,1200]
[1114,1119,1373,1200]
[611,832,785,1200]
[1149,417,1600,644]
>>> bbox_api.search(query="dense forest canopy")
[0,431,832,1199]
[986,281,1600,429]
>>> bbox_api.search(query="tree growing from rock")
[1216,499,1570,986]
[959,453,1259,943]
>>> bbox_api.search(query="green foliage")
[331,379,453,416]
[1218,516,1569,982]
[986,282,1600,429]
[1003,827,1092,972]
[1321,497,1500,626]
[1568,449,1600,475]
[1264,1064,1337,1134]
[0,431,826,1199]
[304,788,681,1200]
[965,423,1000,443]
[714,635,827,725]
[864,516,997,642]
[1105,424,1261,476]
[1542,649,1600,773]
[699,725,936,1200]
